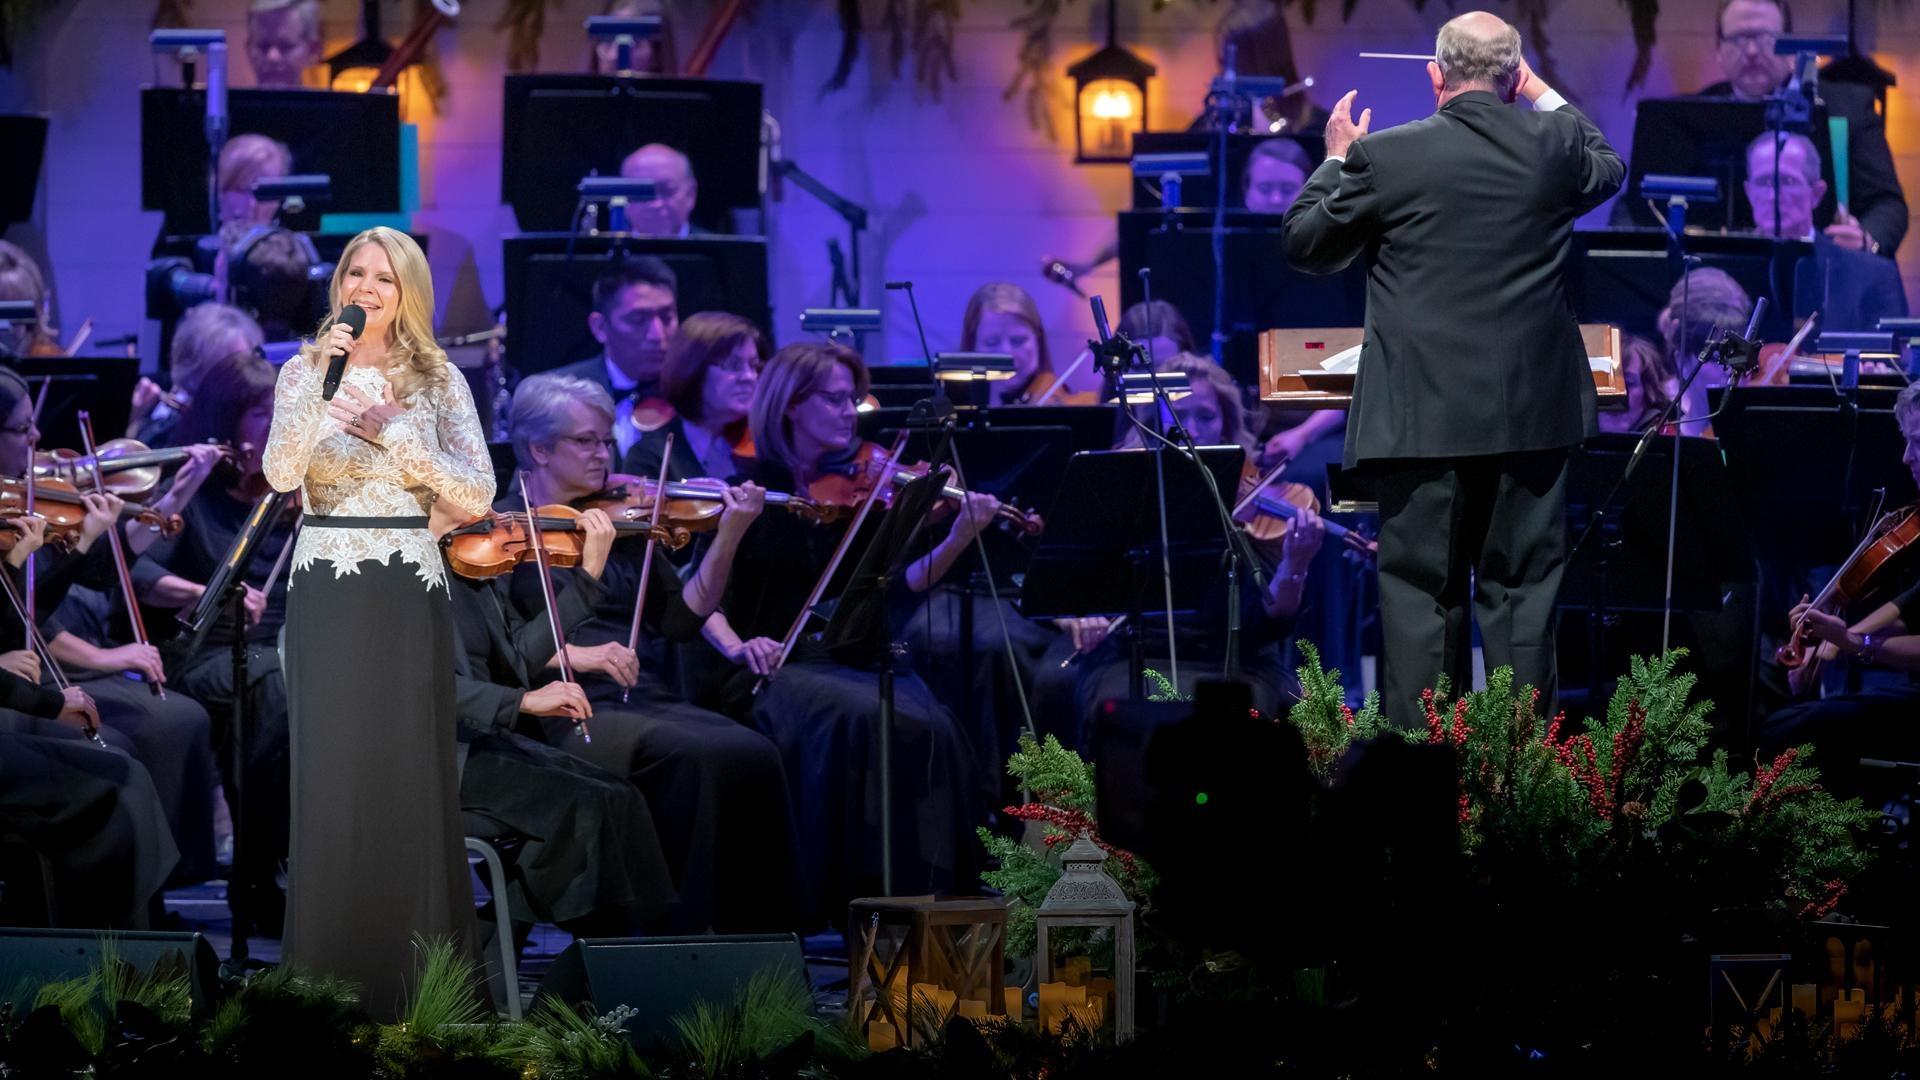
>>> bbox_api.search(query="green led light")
[1194,792,1209,806]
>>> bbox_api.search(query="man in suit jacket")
[1744,131,1908,332]
[549,255,681,461]
[620,144,717,237]
[1283,10,1623,725]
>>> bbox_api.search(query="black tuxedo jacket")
[1284,91,1624,467]
[1697,78,1908,256]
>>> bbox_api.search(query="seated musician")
[622,310,765,485]
[589,0,675,75]
[1243,137,1314,214]
[725,340,997,921]
[1758,381,1920,802]
[1702,0,1905,255]
[0,367,226,891]
[0,720,182,930]
[0,240,57,356]
[960,282,1088,406]
[619,144,709,237]
[1658,266,1752,438]
[548,256,679,463]
[1745,131,1908,332]
[246,0,322,88]
[134,303,266,445]
[134,351,295,928]
[446,501,679,941]
[1596,335,1679,436]
[1030,352,1324,746]
[216,134,294,247]
[223,226,323,346]
[498,372,803,931]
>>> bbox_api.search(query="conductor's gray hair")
[1434,15,1522,97]
[510,372,616,468]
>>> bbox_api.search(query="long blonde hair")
[300,227,448,400]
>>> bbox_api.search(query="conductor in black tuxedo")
[1283,11,1623,724]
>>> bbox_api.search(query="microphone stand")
[772,158,869,306]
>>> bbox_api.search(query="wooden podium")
[1258,324,1626,408]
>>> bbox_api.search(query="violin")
[1232,461,1376,564]
[0,475,181,552]
[1777,502,1920,696]
[806,440,1045,536]
[581,473,838,531]
[441,504,689,580]
[36,439,234,501]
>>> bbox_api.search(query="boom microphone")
[322,304,366,402]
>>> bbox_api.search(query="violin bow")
[621,432,674,705]
[1233,458,1290,518]
[520,473,588,742]
[756,429,911,694]
[76,411,162,699]
[0,560,96,745]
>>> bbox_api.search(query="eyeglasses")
[713,356,761,376]
[804,390,860,411]
[0,423,34,437]
[555,433,618,455]
[1719,30,1777,53]
[1747,171,1813,191]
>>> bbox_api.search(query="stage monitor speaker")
[0,929,221,1015]
[534,933,806,1047]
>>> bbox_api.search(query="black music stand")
[177,491,289,966]
[815,467,949,897]
[1616,97,1839,234]
[1018,447,1243,700]
[1568,229,1808,344]
[7,358,139,447]
[1561,434,1754,705]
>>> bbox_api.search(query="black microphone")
[322,304,366,401]
[1090,295,1114,345]
[884,280,912,290]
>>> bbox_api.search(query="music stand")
[1569,229,1807,344]
[1561,433,1755,702]
[140,88,401,236]
[814,466,949,896]
[0,114,48,231]
[1128,132,1325,211]
[177,490,290,966]
[1117,209,1368,386]
[7,358,139,447]
[1617,97,1839,234]
[500,75,762,233]
[502,233,770,378]
[1019,446,1244,699]
[1710,384,1915,571]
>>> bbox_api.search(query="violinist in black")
[498,371,802,932]
[727,341,998,922]
[623,311,764,490]
[1758,383,1920,801]
[445,505,676,937]
[0,366,225,887]
[133,351,296,921]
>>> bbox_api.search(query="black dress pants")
[1372,449,1571,726]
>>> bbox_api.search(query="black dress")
[265,358,496,1021]
[498,494,805,932]
[448,560,677,931]
[720,459,982,924]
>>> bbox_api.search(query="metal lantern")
[1033,835,1136,1040]
[848,896,1008,1049]
[1066,0,1155,164]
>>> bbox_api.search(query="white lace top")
[264,356,496,590]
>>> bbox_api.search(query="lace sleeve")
[382,371,496,518]
[263,354,330,494]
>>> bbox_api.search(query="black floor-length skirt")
[283,552,476,1022]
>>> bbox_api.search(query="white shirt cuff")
[1534,88,1567,111]
[1324,154,1345,165]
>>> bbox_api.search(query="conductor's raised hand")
[1324,90,1371,160]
